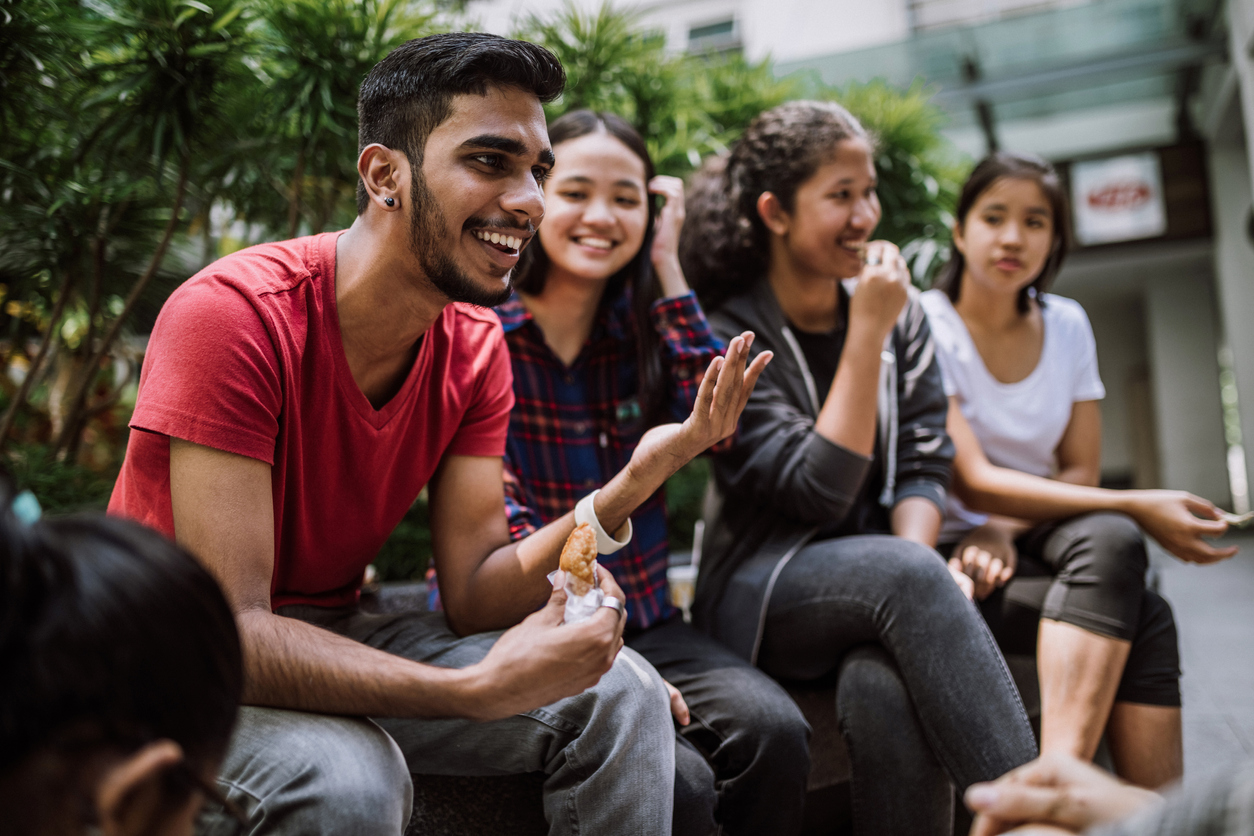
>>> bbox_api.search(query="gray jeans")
[198,606,676,836]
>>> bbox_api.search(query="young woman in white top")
[920,151,1237,789]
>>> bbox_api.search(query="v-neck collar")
[317,231,433,430]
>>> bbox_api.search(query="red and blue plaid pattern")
[497,289,722,629]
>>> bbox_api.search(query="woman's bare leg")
[1105,703,1183,789]
[1037,619,1131,760]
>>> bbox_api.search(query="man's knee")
[215,707,412,835]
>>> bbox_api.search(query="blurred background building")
[472,0,1254,511]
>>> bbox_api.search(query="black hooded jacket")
[695,277,954,663]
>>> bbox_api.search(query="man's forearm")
[237,607,486,718]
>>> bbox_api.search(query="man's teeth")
[575,237,613,250]
[474,230,522,250]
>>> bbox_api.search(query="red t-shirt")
[109,232,514,609]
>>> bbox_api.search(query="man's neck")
[334,216,447,407]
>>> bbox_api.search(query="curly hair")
[932,151,1071,314]
[681,100,870,311]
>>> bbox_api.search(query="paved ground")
[1151,531,1254,789]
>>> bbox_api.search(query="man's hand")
[466,567,628,720]
[952,519,1020,600]
[847,241,910,346]
[1123,490,1236,564]
[946,561,975,600]
[966,753,1162,836]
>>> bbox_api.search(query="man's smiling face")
[407,86,553,307]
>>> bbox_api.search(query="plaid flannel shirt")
[497,288,722,629]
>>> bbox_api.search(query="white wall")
[1144,272,1231,503]
[1208,142,1254,501]
[464,0,911,61]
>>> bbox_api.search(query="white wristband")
[574,490,632,555]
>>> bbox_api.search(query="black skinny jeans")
[752,535,1038,836]
[626,616,812,836]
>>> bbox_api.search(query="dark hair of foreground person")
[0,481,243,835]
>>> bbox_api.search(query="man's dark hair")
[356,32,566,213]
[0,478,242,833]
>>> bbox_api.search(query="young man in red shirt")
[110,33,768,835]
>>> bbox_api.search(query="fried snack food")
[560,523,598,596]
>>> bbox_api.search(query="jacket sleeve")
[651,292,724,422]
[890,296,954,511]
[713,333,873,526]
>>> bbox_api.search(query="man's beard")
[408,170,516,309]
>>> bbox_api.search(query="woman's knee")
[874,538,952,595]
[1061,512,1149,584]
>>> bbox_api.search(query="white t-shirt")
[920,289,1106,542]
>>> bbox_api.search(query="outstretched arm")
[171,439,628,721]
[948,401,1235,564]
[436,332,772,635]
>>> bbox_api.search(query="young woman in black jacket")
[681,100,1037,835]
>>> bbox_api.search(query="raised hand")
[628,332,772,479]
[1124,490,1237,564]
[847,240,910,345]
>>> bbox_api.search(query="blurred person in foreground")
[0,486,245,836]
[966,753,1254,835]
[107,32,765,836]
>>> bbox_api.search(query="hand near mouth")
[848,240,910,344]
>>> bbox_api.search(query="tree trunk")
[53,154,190,459]
[0,266,77,448]
[287,146,306,238]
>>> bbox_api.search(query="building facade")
[472,0,1254,509]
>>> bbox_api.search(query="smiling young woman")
[681,101,1038,835]
[479,109,811,836]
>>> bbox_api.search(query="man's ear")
[95,740,190,836]
[756,191,791,238]
[358,143,407,212]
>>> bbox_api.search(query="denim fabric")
[627,615,812,836]
[752,535,1038,835]
[198,607,676,836]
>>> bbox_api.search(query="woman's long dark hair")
[513,110,668,428]
[681,100,870,312]
[932,151,1072,313]
[0,478,242,833]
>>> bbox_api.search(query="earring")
[384,197,395,207]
